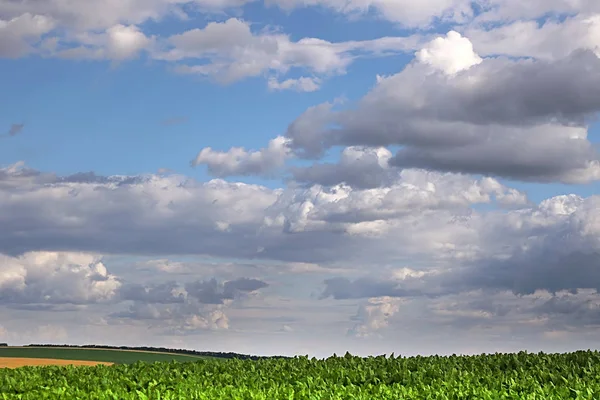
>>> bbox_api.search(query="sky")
[1,0,600,360]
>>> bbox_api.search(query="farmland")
[0,346,212,365]
[2,350,600,399]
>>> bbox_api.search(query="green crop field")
[0,346,213,365]
[2,350,600,399]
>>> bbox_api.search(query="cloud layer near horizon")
[0,161,599,356]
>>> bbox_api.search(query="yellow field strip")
[0,357,113,369]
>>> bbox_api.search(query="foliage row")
[2,350,600,399]
[23,344,287,360]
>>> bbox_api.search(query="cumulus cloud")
[0,162,527,264]
[473,0,600,24]
[443,196,600,297]
[266,0,599,28]
[529,291,600,327]
[264,168,528,239]
[181,310,230,331]
[0,1,252,61]
[119,281,186,304]
[317,191,600,336]
[265,0,474,28]
[368,47,600,127]
[285,170,528,230]
[3,0,599,92]
[282,33,600,183]
[415,31,482,75]
[388,126,600,184]
[466,13,600,60]
[111,277,268,333]
[184,278,268,304]
[0,0,170,60]
[320,194,600,302]
[1,4,430,86]
[290,146,394,189]
[348,296,405,338]
[0,162,283,259]
[0,13,55,58]
[3,0,573,35]
[111,300,231,333]
[104,24,152,60]
[0,162,598,341]
[191,136,292,178]
[268,77,321,92]
[54,24,152,60]
[285,100,343,159]
[0,252,121,307]
[159,18,424,85]
[0,162,599,346]
[0,0,251,33]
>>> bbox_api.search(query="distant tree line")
[24,344,291,360]
[0,343,7,347]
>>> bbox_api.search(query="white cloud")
[0,4,433,87]
[0,252,121,306]
[105,24,152,60]
[53,23,152,60]
[285,100,343,158]
[191,136,292,177]
[466,13,600,60]
[268,76,321,92]
[473,0,600,24]
[348,296,405,337]
[264,168,529,238]
[415,30,482,75]
[281,32,600,183]
[291,146,394,188]
[113,301,231,333]
[0,162,526,264]
[158,18,425,86]
[183,310,229,330]
[266,0,474,28]
[2,0,599,92]
[110,276,270,334]
[0,13,56,57]
[0,1,252,61]
[161,17,355,82]
[0,162,599,354]
[0,0,251,33]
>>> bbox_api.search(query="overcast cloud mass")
[1,0,600,358]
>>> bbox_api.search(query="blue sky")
[0,9,420,188]
[1,0,600,358]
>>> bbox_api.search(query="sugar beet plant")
[2,350,600,399]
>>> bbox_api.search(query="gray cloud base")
[284,49,600,184]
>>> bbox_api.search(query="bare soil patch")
[9,346,205,358]
[0,357,113,368]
